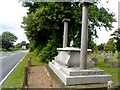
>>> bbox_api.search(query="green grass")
[89,52,119,84]
[0,48,2,52]
[2,51,47,88]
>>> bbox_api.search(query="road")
[0,50,28,83]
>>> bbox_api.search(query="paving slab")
[28,66,53,88]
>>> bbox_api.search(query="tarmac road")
[0,50,28,82]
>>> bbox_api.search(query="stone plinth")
[49,47,112,85]
[54,47,93,68]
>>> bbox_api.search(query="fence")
[23,57,32,88]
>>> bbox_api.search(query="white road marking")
[0,56,7,60]
[10,53,16,56]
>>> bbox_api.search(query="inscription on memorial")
[70,71,105,76]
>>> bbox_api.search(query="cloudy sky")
[0,0,119,45]
[96,0,119,45]
[0,0,28,44]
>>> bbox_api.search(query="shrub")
[38,40,58,63]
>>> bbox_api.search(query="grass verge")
[2,51,47,88]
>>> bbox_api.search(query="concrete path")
[28,66,53,88]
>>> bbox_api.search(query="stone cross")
[80,2,90,69]
[62,18,70,48]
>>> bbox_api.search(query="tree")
[97,43,105,51]
[1,31,17,50]
[16,43,22,49]
[22,1,115,62]
[0,35,2,48]
[111,28,120,52]
[16,41,29,49]
[104,38,116,52]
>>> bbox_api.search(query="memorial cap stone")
[62,18,71,22]
[80,0,98,4]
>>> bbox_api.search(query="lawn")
[2,51,47,89]
[89,52,120,85]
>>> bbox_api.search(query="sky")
[0,0,119,45]
[95,0,119,45]
[0,0,28,44]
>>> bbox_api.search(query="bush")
[38,40,58,63]
[34,45,43,56]
[118,52,120,59]
[104,38,116,53]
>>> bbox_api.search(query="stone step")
[61,67,106,76]
[51,61,61,70]
[65,74,112,85]
[52,60,68,68]
[49,62,112,85]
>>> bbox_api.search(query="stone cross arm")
[80,0,99,4]
[62,18,71,22]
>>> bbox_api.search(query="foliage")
[16,41,29,50]
[97,43,105,51]
[1,31,17,51]
[104,38,116,52]
[0,35,2,48]
[22,1,115,62]
[38,40,58,62]
[111,28,120,52]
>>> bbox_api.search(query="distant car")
[22,46,26,50]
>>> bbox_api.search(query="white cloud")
[11,28,29,45]
[0,0,27,24]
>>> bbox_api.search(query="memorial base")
[49,62,111,85]
[49,47,112,85]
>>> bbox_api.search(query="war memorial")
[48,0,112,86]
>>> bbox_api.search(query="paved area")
[28,66,53,88]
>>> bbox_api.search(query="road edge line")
[0,51,29,88]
